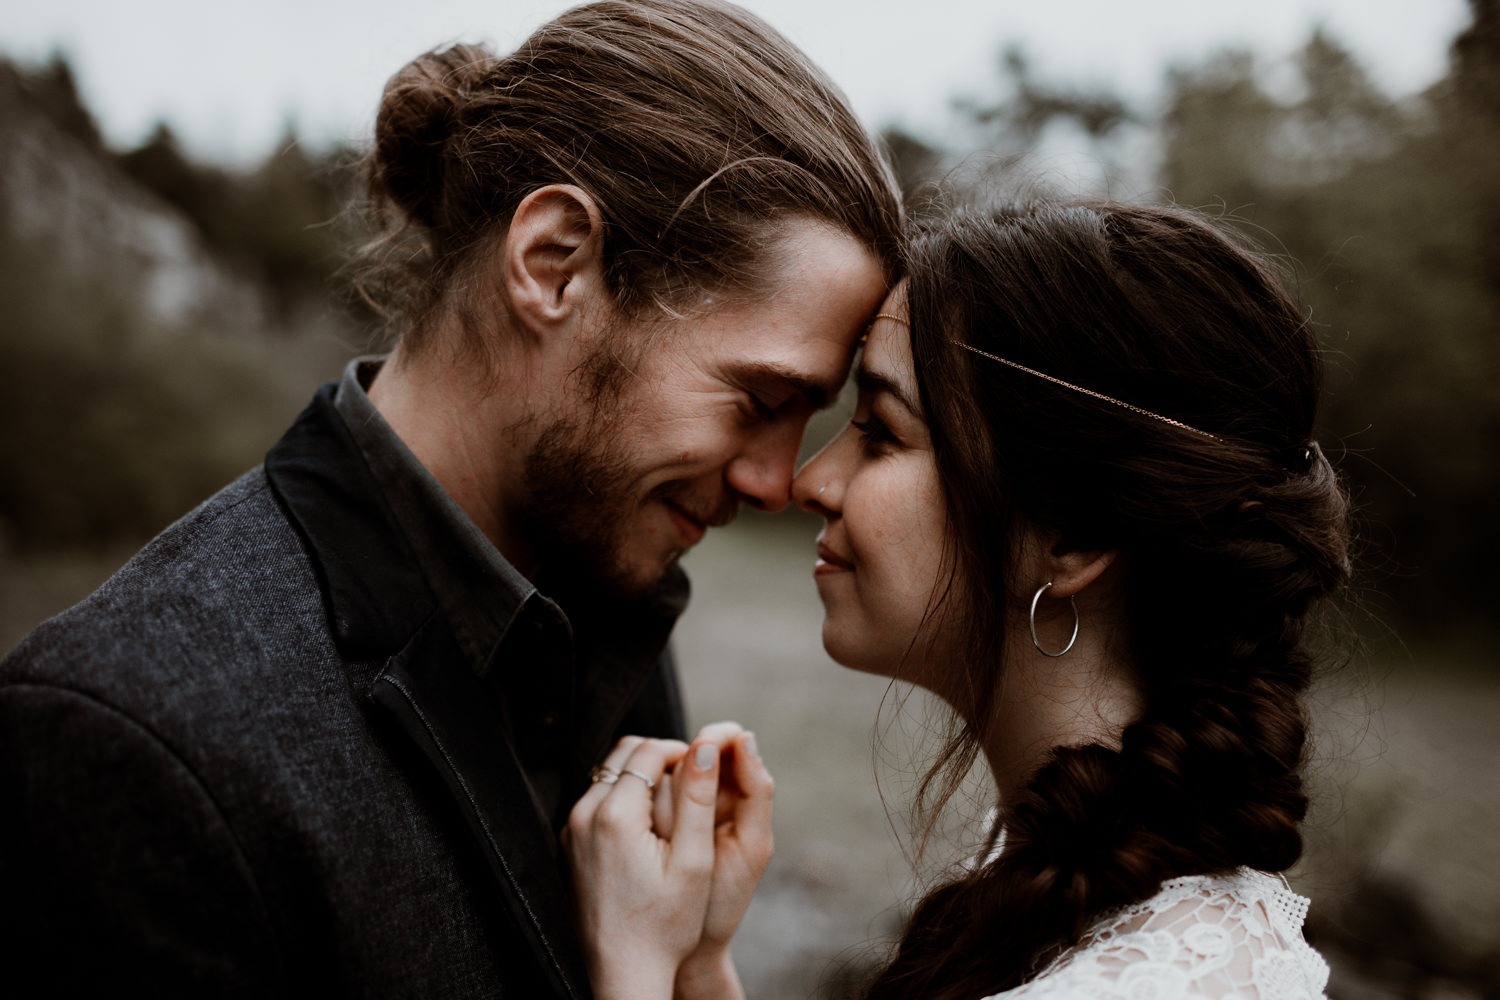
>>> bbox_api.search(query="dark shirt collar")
[334,357,555,678]
[331,358,689,786]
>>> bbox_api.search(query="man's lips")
[815,541,855,575]
[663,500,708,546]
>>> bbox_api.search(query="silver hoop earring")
[1029,581,1079,657]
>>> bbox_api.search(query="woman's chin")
[820,621,859,670]
[821,621,893,678]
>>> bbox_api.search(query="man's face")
[517,219,887,598]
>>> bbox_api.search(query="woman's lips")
[814,541,855,576]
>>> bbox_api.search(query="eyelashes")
[850,416,896,453]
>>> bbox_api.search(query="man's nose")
[725,424,803,512]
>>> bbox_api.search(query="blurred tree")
[114,120,353,324]
[115,121,237,243]
[1450,0,1500,116]
[955,46,1138,190]
[1160,14,1500,633]
[880,126,945,215]
[7,53,102,152]
[237,126,352,318]
[1159,50,1281,210]
[0,55,353,550]
[958,47,1134,150]
[1440,0,1500,294]
[0,225,306,548]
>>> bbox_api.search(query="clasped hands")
[565,722,773,1000]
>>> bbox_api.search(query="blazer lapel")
[371,619,590,1000]
[266,384,590,998]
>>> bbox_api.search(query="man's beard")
[516,341,740,600]
[519,409,656,600]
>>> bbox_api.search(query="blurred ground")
[3,511,1496,998]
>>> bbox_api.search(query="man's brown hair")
[355,0,903,354]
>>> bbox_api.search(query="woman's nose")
[792,436,844,517]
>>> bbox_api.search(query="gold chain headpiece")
[954,342,1223,442]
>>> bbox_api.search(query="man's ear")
[1026,528,1118,600]
[503,184,606,339]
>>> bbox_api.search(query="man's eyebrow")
[855,366,918,416]
[729,361,840,411]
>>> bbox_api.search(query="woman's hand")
[566,734,718,1000]
[567,725,775,1000]
[658,724,775,1000]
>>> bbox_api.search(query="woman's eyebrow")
[854,366,918,416]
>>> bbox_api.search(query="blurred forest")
[0,1,1497,996]
[1,5,1495,641]
[883,4,1500,643]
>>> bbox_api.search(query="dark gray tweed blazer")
[0,384,686,998]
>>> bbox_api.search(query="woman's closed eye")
[850,414,897,453]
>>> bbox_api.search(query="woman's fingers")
[572,724,762,878]
[565,735,710,999]
[666,736,723,878]
[689,730,775,951]
[649,721,742,840]
[604,738,686,806]
[577,735,643,802]
[566,725,774,976]
[723,733,774,867]
[652,770,675,837]
[684,721,747,819]
[727,731,774,864]
[572,735,684,831]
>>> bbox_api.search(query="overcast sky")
[2,0,1474,163]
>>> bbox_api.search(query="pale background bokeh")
[3,0,1470,163]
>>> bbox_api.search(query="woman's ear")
[1048,548,1117,600]
[502,184,606,338]
[1022,527,1118,600]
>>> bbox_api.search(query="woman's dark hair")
[354,0,902,354]
[865,201,1351,999]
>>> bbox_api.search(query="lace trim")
[984,869,1330,1000]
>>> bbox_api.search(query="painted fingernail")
[743,732,759,759]
[694,743,717,770]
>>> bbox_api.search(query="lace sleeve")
[983,871,1330,1000]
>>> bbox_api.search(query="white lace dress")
[984,869,1330,999]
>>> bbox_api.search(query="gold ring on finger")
[620,768,656,790]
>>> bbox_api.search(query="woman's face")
[792,289,961,681]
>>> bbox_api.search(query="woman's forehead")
[860,311,911,377]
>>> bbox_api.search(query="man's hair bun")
[373,43,493,232]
